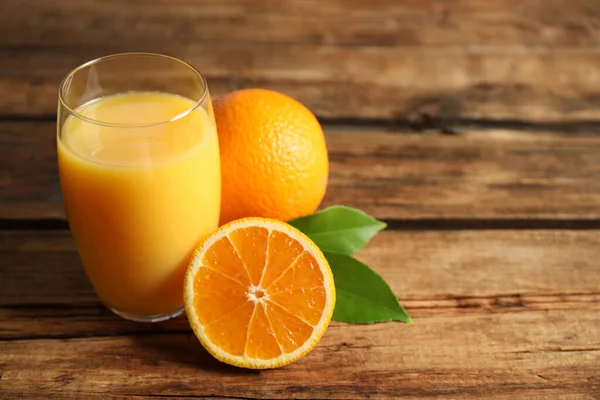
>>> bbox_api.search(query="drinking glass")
[57,53,221,322]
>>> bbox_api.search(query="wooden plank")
[0,395,596,400]
[0,122,63,220]
[3,122,600,221]
[1,229,599,332]
[1,0,600,122]
[4,0,600,48]
[0,312,598,399]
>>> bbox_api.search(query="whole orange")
[213,89,328,225]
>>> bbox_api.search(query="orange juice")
[57,92,220,319]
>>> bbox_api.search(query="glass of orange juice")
[57,53,221,322]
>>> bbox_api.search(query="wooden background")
[1,0,600,399]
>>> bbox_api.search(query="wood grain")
[2,229,599,330]
[1,315,598,399]
[1,0,600,123]
[1,230,599,399]
[3,122,600,221]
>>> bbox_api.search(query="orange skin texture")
[214,89,329,225]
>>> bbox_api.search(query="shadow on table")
[131,316,261,375]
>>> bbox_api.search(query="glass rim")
[58,52,208,128]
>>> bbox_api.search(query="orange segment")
[260,230,304,288]
[269,287,326,327]
[245,303,283,360]
[202,236,250,286]
[184,217,335,369]
[268,251,326,326]
[228,226,268,285]
[192,268,248,325]
[267,251,324,293]
[265,301,314,353]
[202,301,255,356]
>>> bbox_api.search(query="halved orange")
[184,217,336,369]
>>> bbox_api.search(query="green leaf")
[289,205,386,255]
[325,252,411,324]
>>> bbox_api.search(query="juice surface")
[58,92,220,317]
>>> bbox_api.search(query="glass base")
[110,306,185,323]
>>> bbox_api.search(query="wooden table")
[1,1,600,399]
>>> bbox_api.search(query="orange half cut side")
[184,217,336,369]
